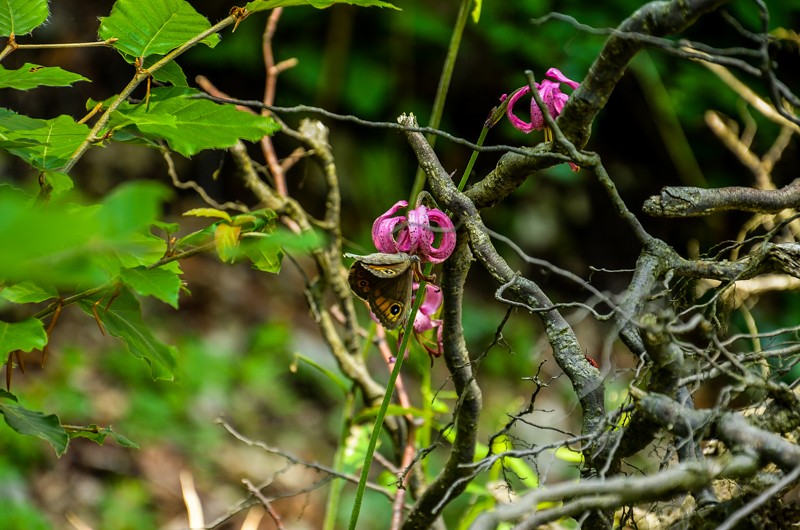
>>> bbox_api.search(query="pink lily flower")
[504,68,581,171]
[505,67,580,133]
[372,200,456,263]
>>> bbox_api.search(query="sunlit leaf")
[214,223,241,263]
[0,393,68,457]
[554,446,584,464]
[98,0,219,58]
[183,208,232,223]
[0,0,48,37]
[79,288,177,381]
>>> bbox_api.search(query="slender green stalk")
[457,126,489,191]
[347,272,432,530]
[324,390,356,530]
[409,0,472,203]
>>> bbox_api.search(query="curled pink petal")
[372,200,408,253]
[421,208,456,263]
[369,201,456,263]
[406,205,433,254]
[412,283,442,333]
[419,284,443,316]
[506,86,536,133]
[545,67,580,89]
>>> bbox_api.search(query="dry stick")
[159,144,249,212]
[242,479,286,530]
[218,418,397,499]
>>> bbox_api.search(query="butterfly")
[345,252,420,330]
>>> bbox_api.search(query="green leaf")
[98,0,219,58]
[0,281,58,303]
[146,57,188,87]
[120,266,182,309]
[0,63,89,90]
[0,110,90,171]
[97,181,172,239]
[67,424,139,449]
[471,0,482,23]
[0,184,169,286]
[110,87,280,157]
[0,185,105,285]
[0,395,68,457]
[0,318,47,357]
[245,0,399,11]
[43,171,74,195]
[79,288,177,381]
[240,234,284,273]
[0,0,49,37]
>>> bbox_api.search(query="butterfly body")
[345,252,419,330]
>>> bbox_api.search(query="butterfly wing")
[347,254,415,330]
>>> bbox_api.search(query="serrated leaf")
[0,63,89,90]
[183,207,232,222]
[0,397,68,457]
[98,0,219,58]
[0,281,58,303]
[120,266,182,309]
[0,318,47,357]
[79,288,177,381]
[245,0,398,11]
[110,87,280,157]
[214,223,241,263]
[0,111,90,171]
[0,0,49,37]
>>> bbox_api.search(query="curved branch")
[634,390,800,472]
[643,179,800,218]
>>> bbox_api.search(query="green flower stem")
[457,125,489,192]
[409,0,472,203]
[347,268,432,530]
